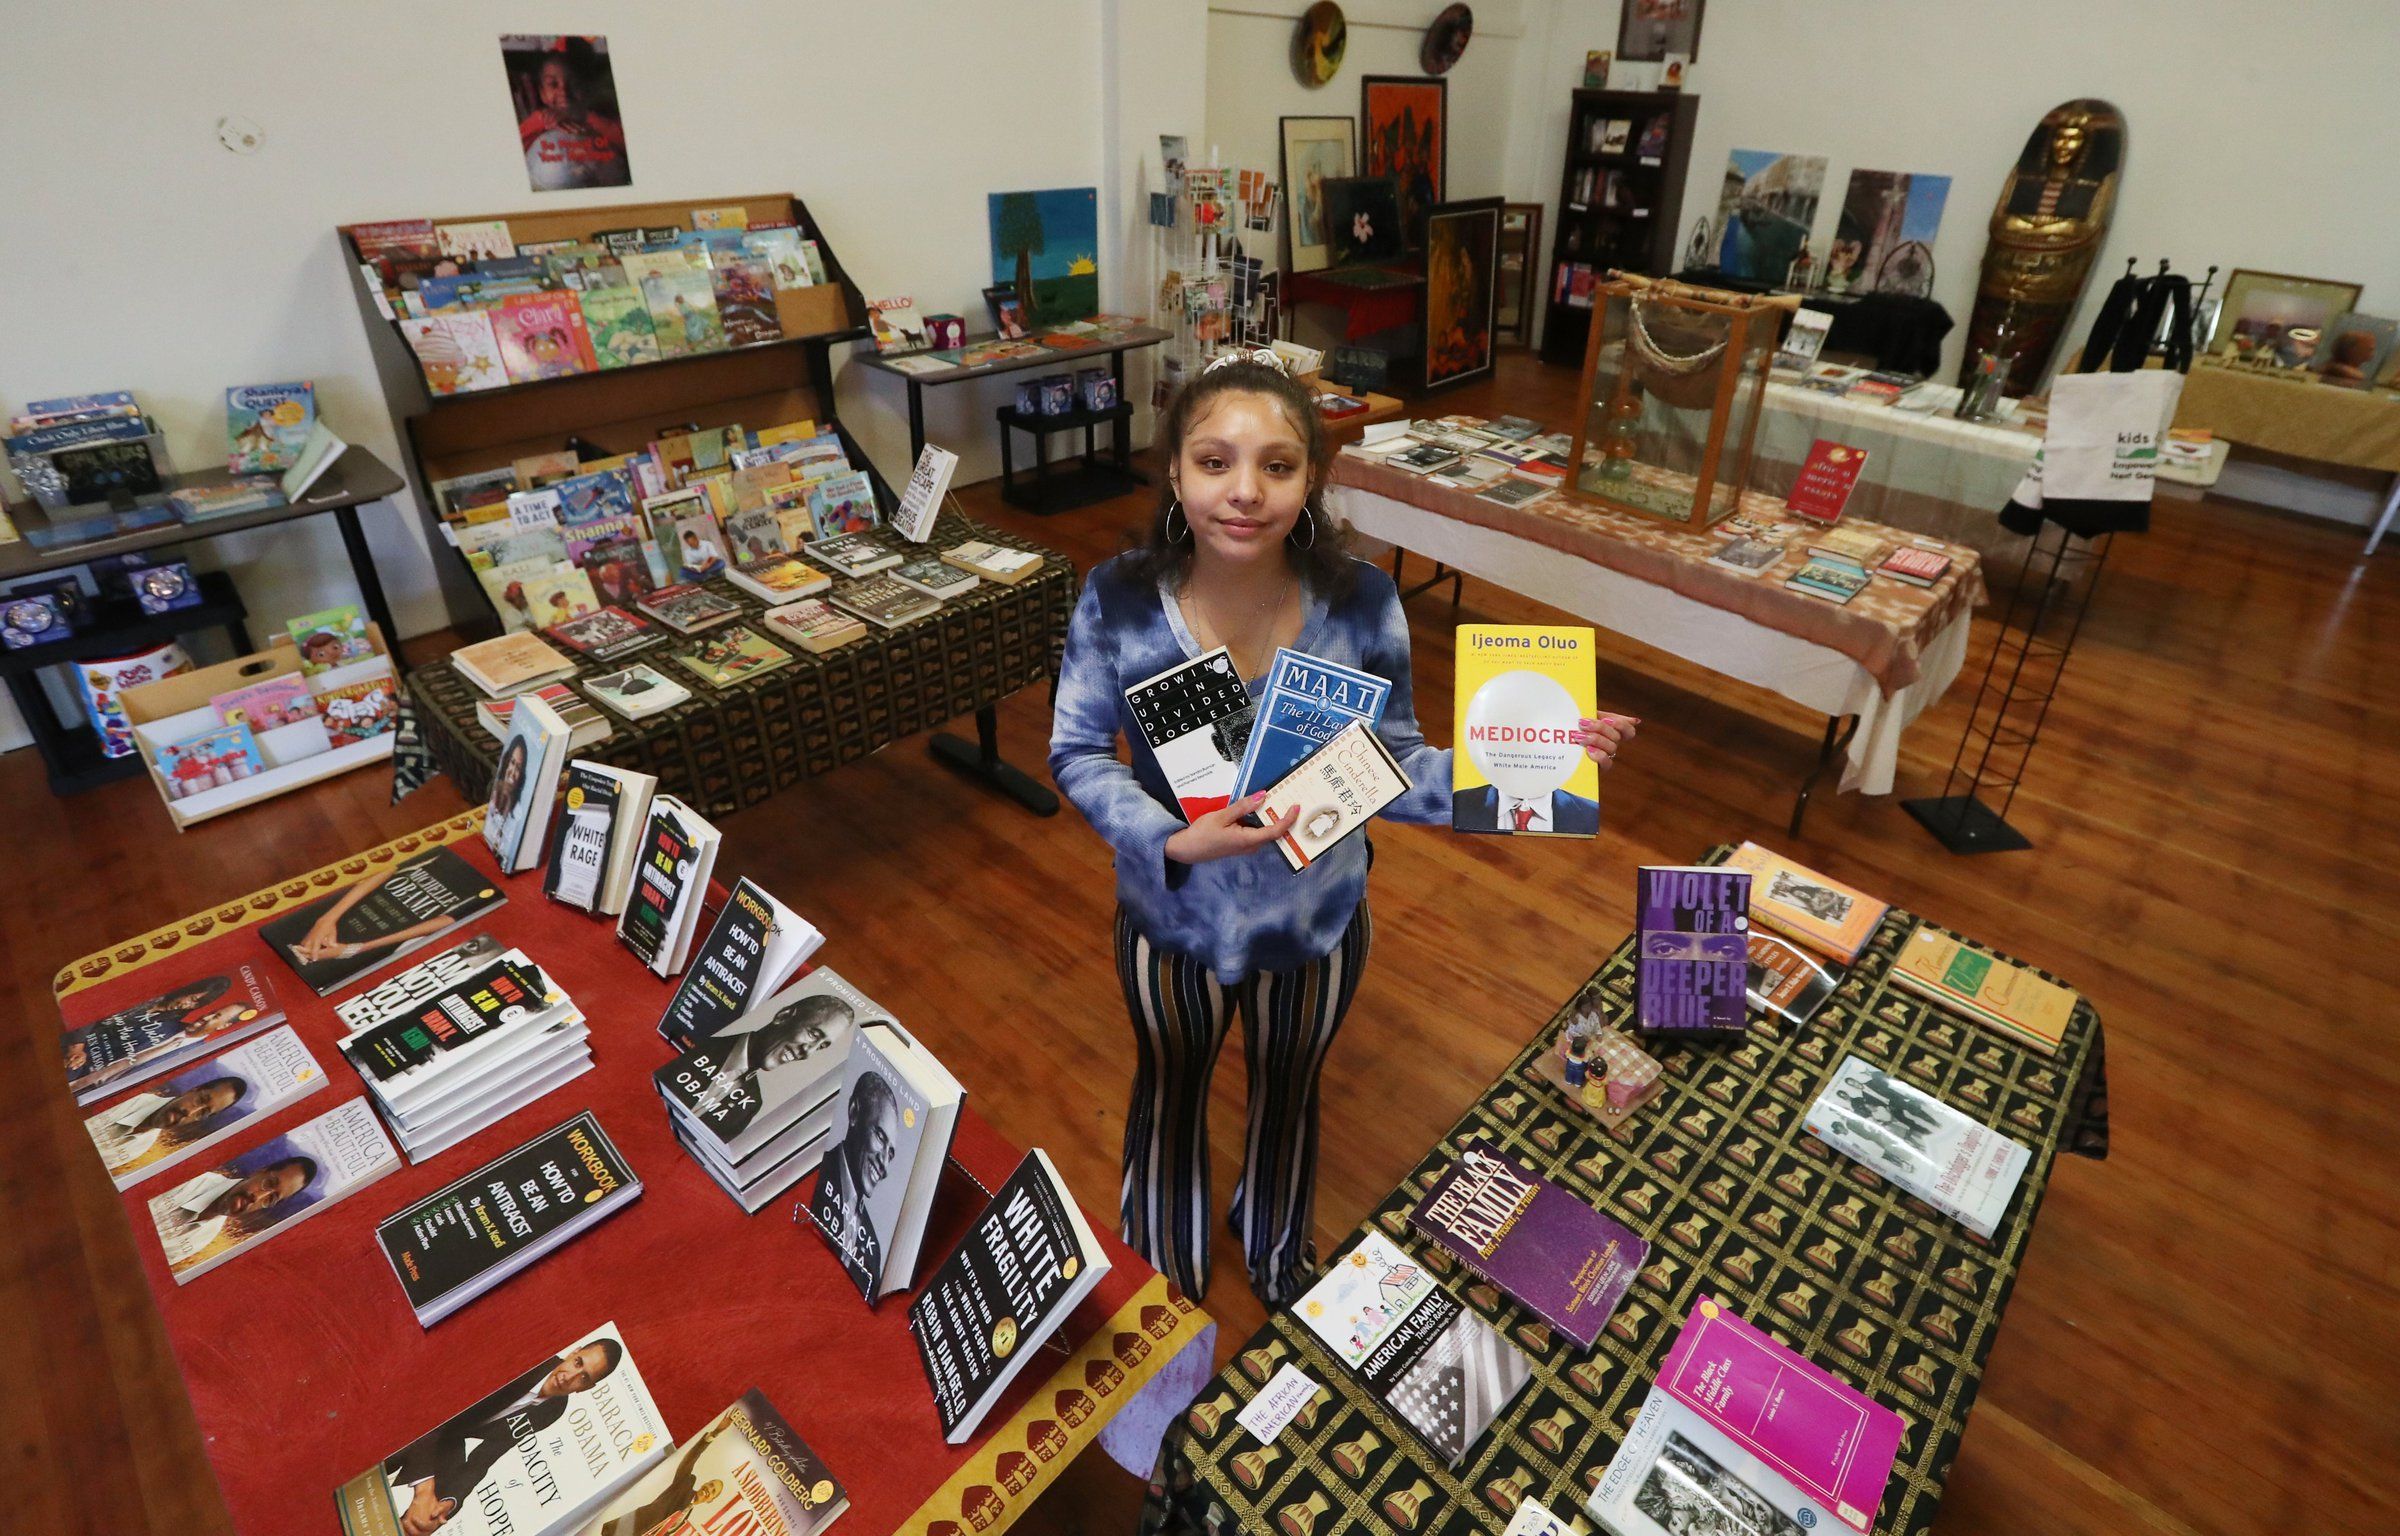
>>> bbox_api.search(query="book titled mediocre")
[1408,1144,1646,1349]
[1634,865,1752,1036]
[1451,624,1599,837]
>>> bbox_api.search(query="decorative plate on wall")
[1421,5,1473,76]
[1293,2,1347,87]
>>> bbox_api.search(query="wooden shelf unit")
[339,192,873,635]
[1540,91,1700,367]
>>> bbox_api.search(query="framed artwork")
[981,283,1027,339]
[2211,269,2364,367]
[1360,75,1446,249]
[1280,116,1357,274]
[987,187,1100,326]
[1423,197,1504,390]
[2313,312,2397,387]
[1713,148,1827,284]
[1834,169,1951,297]
[1420,4,1473,75]
[1323,176,1404,266]
[1617,0,1706,63]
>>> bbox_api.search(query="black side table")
[996,400,1141,514]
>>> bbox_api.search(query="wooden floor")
[6,350,2395,1536]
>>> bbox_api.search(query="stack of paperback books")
[656,969,863,1212]
[334,936,592,1162]
[4,390,171,512]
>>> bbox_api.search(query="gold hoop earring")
[1164,498,1190,543]
[1290,503,1318,550]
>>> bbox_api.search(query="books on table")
[1805,1055,2030,1238]
[376,1111,640,1326]
[1707,533,1787,576]
[1634,865,1752,1037]
[1260,718,1412,872]
[1745,931,1841,1027]
[728,551,833,604]
[84,1024,324,1190]
[1888,925,2078,1056]
[1877,542,1954,587]
[258,845,505,998]
[942,539,1042,584]
[655,877,824,1049]
[1452,624,1600,837]
[1783,439,1870,525]
[763,598,868,653]
[583,1389,847,1536]
[1123,645,1257,822]
[635,581,744,634]
[334,1322,668,1536]
[1588,1296,1903,1536]
[543,760,659,917]
[1784,553,1871,604]
[656,968,866,1210]
[1721,842,1888,964]
[1231,648,1390,801]
[451,631,576,697]
[149,1096,399,1284]
[61,962,285,1105]
[483,693,572,875]
[909,1148,1110,1444]
[664,626,798,689]
[1294,1231,1532,1468]
[583,662,690,720]
[338,946,591,1162]
[546,605,661,664]
[892,553,979,601]
[806,531,904,578]
[1408,1143,1646,1350]
[805,1019,964,1302]
[616,795,722,978]
[828,573,940,629]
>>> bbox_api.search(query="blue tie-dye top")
[1048,553,1452,982]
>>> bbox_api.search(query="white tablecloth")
[1331,482,1973,795]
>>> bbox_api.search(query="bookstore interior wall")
[0,0,1128,748]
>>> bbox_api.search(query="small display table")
[997,397,1141,514]
[1144,843,2109,1536]
[54,811,1215,1536]
[406,511,1073,819]
[0,448,407,792]
[2171,359,2400,552]
[853,323,1172,487]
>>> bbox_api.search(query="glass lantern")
[1565,274,1792,529]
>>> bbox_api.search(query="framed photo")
[2211,269,2364,367]
[981,283,1027,339]
[1323,176,1404,266]
[2314,312,2398,388]
[1280,116,1357,275]
[1617,0,1707,63]
[1423,197,1504,390]
[1360,75,1446,250]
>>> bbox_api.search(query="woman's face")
[1171,392,1310,570]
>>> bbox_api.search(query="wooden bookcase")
[339,192,872,634]
[1540,91,1700,368]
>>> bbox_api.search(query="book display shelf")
[1540,90,1701,368]
[339,193,872,636]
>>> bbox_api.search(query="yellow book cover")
[1451,624,1600,836]
[755,418,820,448]
[1889,927,2077,1056]
[1722,842,1890,963]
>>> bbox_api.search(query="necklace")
[1184,572,1296,679]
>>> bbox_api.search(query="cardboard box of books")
[119,622,399,831]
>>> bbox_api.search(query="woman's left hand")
[1579,713,1639,769]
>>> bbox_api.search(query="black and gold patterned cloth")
[1143,847,2109,1536]
[404,513,1074,819]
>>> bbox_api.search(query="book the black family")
[377,1112,641,1326]
[582,1389,847,1536]
[1294,1231,1532,1467]
[259,846,505,998]
[334,1322,669,1536]
[909,1148,1110,1443]
[655,877,824,1049]
[1408,1144,1647,1350]
[804,1020,964,1302]
[61,962,285,1105]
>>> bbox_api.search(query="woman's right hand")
[1165,793,1293,865]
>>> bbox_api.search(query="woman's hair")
[165,976,233,1015]
[1127,359,1355,596]
[494,737,529,814]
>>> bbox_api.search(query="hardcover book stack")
[1340,413,1575,510]
[335,938,593,1162]
[656,968,863,1213]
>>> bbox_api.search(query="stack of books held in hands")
[656,968,866,1212]
[335,935,592,1162]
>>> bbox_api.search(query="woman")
[1049,355,1635,1303]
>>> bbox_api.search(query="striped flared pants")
[1112,902,1372,1306]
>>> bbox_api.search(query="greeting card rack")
[339,192,872,635]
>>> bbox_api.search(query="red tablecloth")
[57,811,1208,1536]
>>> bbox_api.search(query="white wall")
[0,0,1109,747]
[1519,0,2400,400]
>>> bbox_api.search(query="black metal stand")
[929,704,1060,816]
[1904,521,2115,853]
[1389,550,1462,610]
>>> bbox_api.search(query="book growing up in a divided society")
[1452,624,1600,837]
[1124,645,1256,822]
[1805,1055,2031,1239]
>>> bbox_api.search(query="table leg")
[1000,416,1016,503]
[908,382,927,463]
[1789,713,1859,837]
[1111,350,1132,475]
[2367,472,2400,555]
[333,502,401,655]
[929,705,1060,816]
